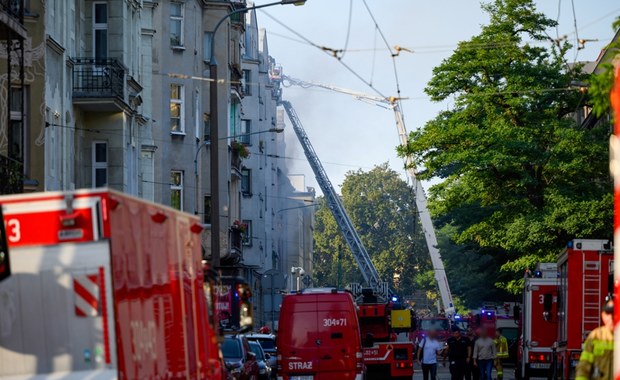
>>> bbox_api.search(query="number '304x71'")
[323,318,347,327]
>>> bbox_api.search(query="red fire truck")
[516,263,559,380]
[353,287,415,380]
[556,239,613,379]
[0,189,233,379]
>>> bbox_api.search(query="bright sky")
[257,0,620,193]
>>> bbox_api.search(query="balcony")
[231,145,244,178]
[0,154,23,194]
[71,58,127,112]
[0,0,26,40]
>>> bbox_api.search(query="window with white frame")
[93,2,108,61]
[242,220,252,246]
[239,119,251,145]
[170,2,184,47]
[170,84,184,133]
[92,141,108,188]
[170,170,183,210]
[241,168,251,195]
[242,69,252,95]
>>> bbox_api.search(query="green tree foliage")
[398,0,613,294]
[312,164,433,296]
[588,17,619,117]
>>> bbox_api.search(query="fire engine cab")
[556,239,613,379]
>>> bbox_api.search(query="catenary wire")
[339,0,354,60]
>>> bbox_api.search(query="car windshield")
[420,319,450,331]
[249,342,265,360]
[256,338,275,351]
[222,339,242,359]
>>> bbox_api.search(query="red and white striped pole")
[611,60,620,380]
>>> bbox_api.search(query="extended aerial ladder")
[279,100,389,300]
[280,75,455,315]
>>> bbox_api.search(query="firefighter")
[493,329,509,380]
[576,300,614,380]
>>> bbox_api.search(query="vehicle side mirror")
[247,352,256,361]
[265,353,271,359]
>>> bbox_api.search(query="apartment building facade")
[44,0,147,196]
[0,1,45,195]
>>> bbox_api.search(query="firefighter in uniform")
[576,300,614,380]
[493,329,509,380]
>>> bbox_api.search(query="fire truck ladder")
[280,75,455,316]
[582,255,602,333]
[280,100,387,296]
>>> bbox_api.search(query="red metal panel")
[107,192,210,380]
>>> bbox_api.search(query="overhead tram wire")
[260,9,388,99]
[339,0,354,61]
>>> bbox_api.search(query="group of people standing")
[417,327,508,380]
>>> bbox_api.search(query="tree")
[398,0,613,294]
[312,164,434,296]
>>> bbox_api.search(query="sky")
[256,0,620,194]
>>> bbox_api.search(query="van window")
[222,339,242,359]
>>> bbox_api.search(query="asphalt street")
[412,363,516,380]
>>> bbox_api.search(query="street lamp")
[195,128,284,219]
[208,0,305,268]
[290,266,305,291]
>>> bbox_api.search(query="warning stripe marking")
[74,274,99,317]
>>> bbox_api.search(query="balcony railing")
[72,58,125,100]
[0,154,23,194]
[0,0,23,22]
[231,148,242,174]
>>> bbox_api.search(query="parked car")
[246,333,277,370]
[222,335,260,380]
[249,341,272,380]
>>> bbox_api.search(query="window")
[203,195,212,224]
[170,170,183,210]
[242,69,252,95]
[203,32,213,62]
[203,113,211,142]
[92,141,108,188]
[241,168,251,195]
[170,2,184,47]
[170,84,184,133]
[239,120,251,145]
[8,87,24,161]
[93,2,108,60]
[242,220,252,246]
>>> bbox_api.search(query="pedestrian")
[466,328,479,380]
[494,329,509,380]
[417,329,444,380]
[473,328,496,380]
[445,326,471,380]
[576,300,614,380]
